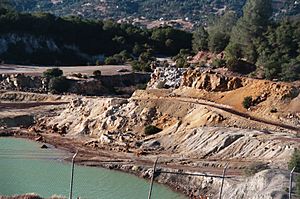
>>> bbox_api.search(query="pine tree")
[226,0,272,63]
[192,26,208,52]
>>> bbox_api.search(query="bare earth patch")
[0,64,132,76]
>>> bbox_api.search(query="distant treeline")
[0,8,192,65]
[8,0,300,24]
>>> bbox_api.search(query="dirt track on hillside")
[174,97,300,132]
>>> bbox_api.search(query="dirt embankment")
[0,194,64,199]
[0,91,70,128]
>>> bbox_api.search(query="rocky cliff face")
[181,69,244,91]
[0,33,92,64]
[0,33,60,54]
[148,67,244,91]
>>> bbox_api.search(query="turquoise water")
[0,138,186,199]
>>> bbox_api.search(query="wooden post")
[289,167,296,199]
[148,157,159,199]
[69,151,78,199]
[218,164,228,199]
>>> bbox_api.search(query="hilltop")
[9,0,300,27]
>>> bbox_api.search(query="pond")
[0,137,186,199]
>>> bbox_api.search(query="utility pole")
[218,164,228,199]
[69,151,78,199]
[148,157,159,199]
[289,167,296,199]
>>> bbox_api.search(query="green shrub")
[243,163,269,176]
[288,149,300,172]
[43,68,63,78]
[212,58,226,68]
[48,76,70,93]
[144,125,162,135]
[242,96,252,109]
[131,60,152,72]
[104,56,119,65]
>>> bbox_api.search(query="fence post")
[148,157,159,199]
[289,167,296,199]
[218,163,228,199]
[69,151,78,199]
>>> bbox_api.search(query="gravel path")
[0,64,132,76]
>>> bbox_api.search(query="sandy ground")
[0,64,132,76]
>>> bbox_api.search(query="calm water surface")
[0,137,186,199]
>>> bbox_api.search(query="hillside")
[9,0,300,26]
[1,67,299,198]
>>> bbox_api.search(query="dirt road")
[0,64,132,76]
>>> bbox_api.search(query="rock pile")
[147,67,187,89]
[0,74,47,92]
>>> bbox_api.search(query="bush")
[243,163,269,176]
[131,60,152,72]
[104,51,132,65]
[144,125,162,135]
[93,70,101,78]
[48,76,70,93]
[43,68,63,78]
[288,149,300,172]
[212,58,226,68]
[242,96,253,109]
[104,56,119,65]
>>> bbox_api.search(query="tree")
[0,0,10,9]
[208,31,229,53]
[43,68,63,78]
[173,49,191,68]
[192,26,208,52]
[256,20,300,81]
[207,12,237,53]
[226,0,272,63]
[280,59,300,81]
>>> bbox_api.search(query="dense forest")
[8,0,300,24]
[0,6,191,67]
[191,0,300,81]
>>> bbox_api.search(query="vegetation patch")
[43,68,63,79]
[144,125,162,136]
[48,76,70,94]
[243,162,269,176]
[242,96,253,109]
